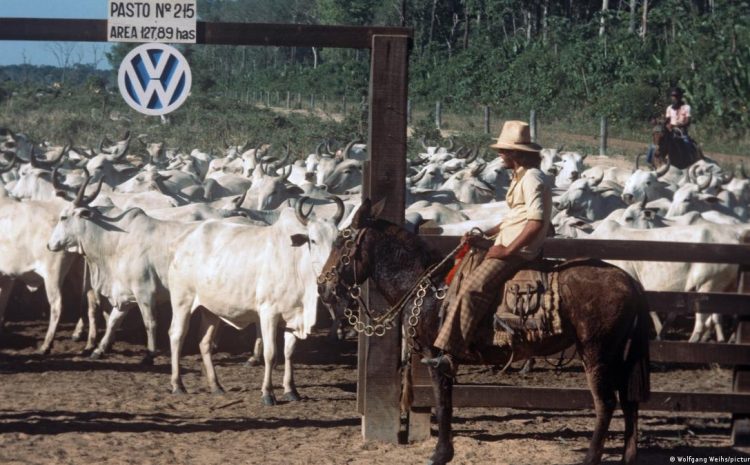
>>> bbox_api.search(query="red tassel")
[445,242,471,285]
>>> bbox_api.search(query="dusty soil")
[0,313,748,465]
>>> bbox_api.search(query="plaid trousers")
[434,254,527,358]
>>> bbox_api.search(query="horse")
[318,198,651,465]
[651,123,703,169]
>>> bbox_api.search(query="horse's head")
[317,198,387,306]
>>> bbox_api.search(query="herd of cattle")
[0,128,746,401]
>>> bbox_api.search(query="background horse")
[318,199,651,465]
[651,123,703,169]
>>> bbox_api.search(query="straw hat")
[489,120,542,153]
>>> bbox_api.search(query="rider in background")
[646,86,692,165]
[666,87,692,139]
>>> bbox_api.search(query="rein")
[319,226,463,338]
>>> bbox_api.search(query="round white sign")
[117,43,192,116]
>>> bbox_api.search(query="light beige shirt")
[493,166,552,260]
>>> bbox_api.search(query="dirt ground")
[0,311,748,465]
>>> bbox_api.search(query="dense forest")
[1,0,748,139]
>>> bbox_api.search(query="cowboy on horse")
[646,87,703,169]
[421,120,553,377]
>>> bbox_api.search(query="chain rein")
[318,227,464,338]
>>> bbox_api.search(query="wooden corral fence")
[0,17,412,443]
[400,235,750,445]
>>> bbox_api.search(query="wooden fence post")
[484,105,491,134]
[342,95,347,115]
[286,91,291,109]
[407,99,412,124]
[275,91,280,105]
[435,101,442,130]
[310,94,315,109]
[362,34,408,444]
[530,109,537,143]
[600,116,608,156]
[733,233,750,445]
[266,91,270,107]
[297,92,301,107]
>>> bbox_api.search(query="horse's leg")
[619,389,639,465]
[428,364,454,465]
[582,357,616,465]
[649,311,663,340]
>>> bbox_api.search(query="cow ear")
[643,209,656,219]
[704,196,720,204]
[79,208,93,218]
[290,234,309,247]
[371,198,387,218]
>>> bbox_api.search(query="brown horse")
[651,123,703,169]
[318,199,651,465]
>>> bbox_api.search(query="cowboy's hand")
[485,245,510,260]
[462,231,483,246]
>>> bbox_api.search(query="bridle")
[318,224,460,341]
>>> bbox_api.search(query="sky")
[0,0,113,69]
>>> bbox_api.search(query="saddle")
[491,260,564,349]
[443,244,565,353]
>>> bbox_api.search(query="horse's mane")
[370,218,445,270]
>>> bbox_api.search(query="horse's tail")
[624,281,651,403]
[400,358,414,414]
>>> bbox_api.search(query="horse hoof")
[90,350,103,360]
[71,333,84,342]
[244,357,261,368]
[172,386,187,395]
[282,390,301,402]
[261,394,277,406]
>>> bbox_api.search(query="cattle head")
[290,195,345,277]
[621,160,671,204]
[666,180,720,217]
[553,151,586,188]
[47,168,105,253]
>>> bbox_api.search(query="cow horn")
[329,195,345,225]
[688,164,699,183]
[635,153,641,171]
[446,136,455,151]
[341,140,356,160]
[315,142,324,157]
[741,160,749,180]
[52,165,66,192]
[295,196,312,226]
[275,145,291,168]
[463,148,479,164]
[111,134,131,161]
[419,136,428,150]
[233,189,248,208]
[325,140,337,156]
[279,164,292,181]
[98,136,111,154]
[656,157,670,178]
[409,168,427,184]
[591,169,604,186]
[697,173,712,191]
[640,193,648,209]
[72,168,91,207]
[240,140,252,154]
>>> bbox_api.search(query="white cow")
[553,178,626,221]
[0,192,77,353]
[166,197,343,403]
[591,220,740,342]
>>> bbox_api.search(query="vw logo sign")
[118,43,192,116]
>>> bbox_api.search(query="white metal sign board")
[108,1,197,43]
[118,43,192,116]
